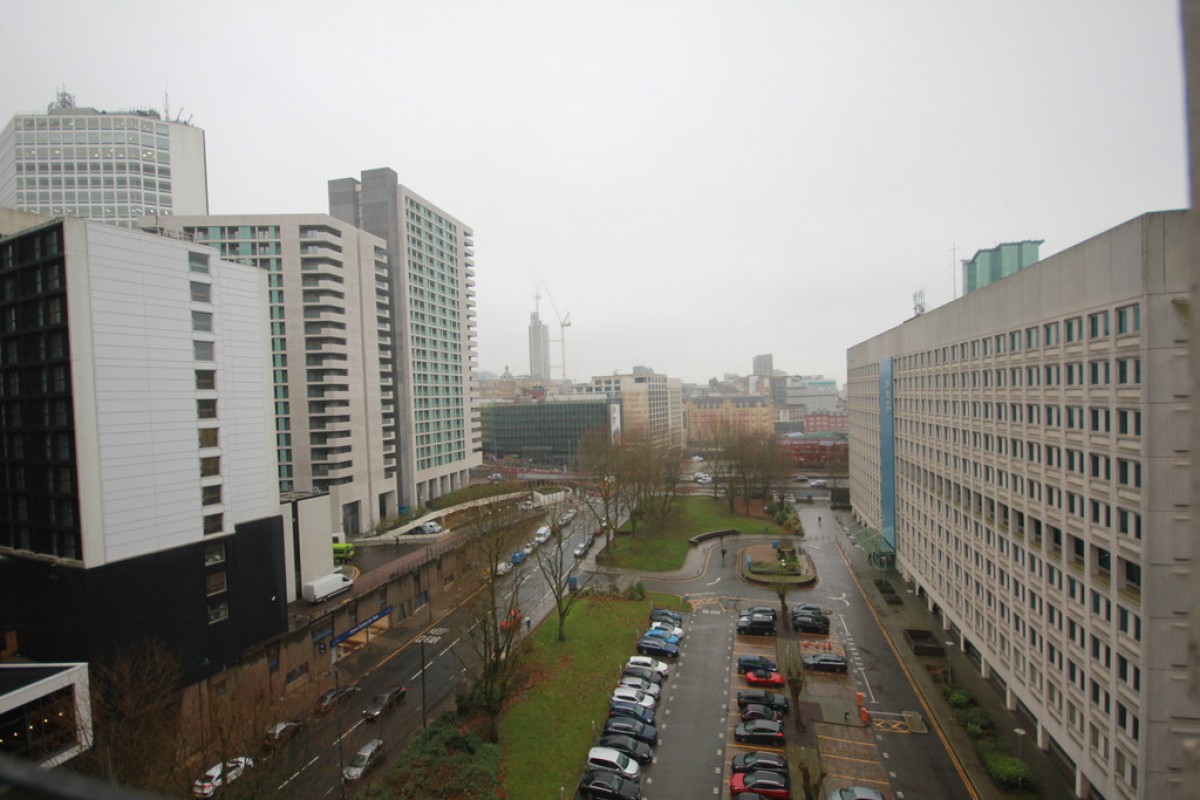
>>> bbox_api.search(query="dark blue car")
[636,638,679,659]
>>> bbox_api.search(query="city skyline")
[0,0,1187,386]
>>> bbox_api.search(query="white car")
[617,675,661,698]
[534,526,552,544]
[587,746,641,780]
[192,757,253,797]
[611,687,656,709]
[810,479,828,487]
[494,561,513,576]
[648,621,683,638]
[626,655,670,678]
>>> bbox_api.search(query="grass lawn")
[597,495,790,571]
[498,593,682,797]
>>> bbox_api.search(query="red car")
[730,769,790,798]
[500,610,524,631]
[745,669,785,688]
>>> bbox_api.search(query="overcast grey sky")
[3,0,1188,386]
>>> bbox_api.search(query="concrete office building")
[685,395,774,445]
[529,304,551,381]
[328,168,480,511]
[784,375,840,412]
[0,92,208,229]
[847,211,1195,799]
[145,214,396,537]
[0,209,285,682]
[577,367,684,447]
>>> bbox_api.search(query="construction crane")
[542,284,571,382]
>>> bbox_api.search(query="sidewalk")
[815,504,1074,800]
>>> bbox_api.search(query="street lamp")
[1014,727,1027,789]
[944,640,955,686]
[325,667,348,800]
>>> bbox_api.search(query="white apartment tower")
[847,211,1195,799]
[328,168,481,511]
[0,209,285,683]
[145,214,396,536]
[0,92,208,229]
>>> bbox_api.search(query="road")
[261,509,592,797]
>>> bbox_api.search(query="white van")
[302,573,353,603]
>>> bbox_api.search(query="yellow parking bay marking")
[821,752,885,766]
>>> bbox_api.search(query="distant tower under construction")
[528,294,551,381]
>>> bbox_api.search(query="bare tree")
[80,641,189,794]
[451,498,528,741]
[532,511,594,642]
[576,426,625,548]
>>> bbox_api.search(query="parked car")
[744,669,785,688]
[578,767,641,800]
[810,479,828,487]
[740,606,777,620]
[792,613,831,634]
[647,621,684,637]
[495,560,514,576]
[736,690,790,714]
[731,750,789,774]
[559,509,577,525]
[586,746,641,780]
[574,542,589,559]
[804,653,849,673]
[792,602,827,616]
[622,665,663,685]
[740,703,783,723]
[736,614,776,636]
[263,721,302,750]
[737,655,777,674]
[730,769,790,799]
[609,701,655,724]
[636,639,679,659]
[602,716,658,745]
[192,757,253,797]
[649,608,682,625]
[617,675,661,698]
[363,686,407,721]
[827,789,885,800]
[596,734,653,764]
[734,719,785,746]
[611,687,656,709]
[342,738,384,782]
[626,656,670,677]
[315,685,361,715]
[534,526,552,544]
[641,628,681,645]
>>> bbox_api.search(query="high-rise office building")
[848,211,1193,799]
[529,307,551,380]
[752,353,774,379]
[961,239,1042,295]
[0,92,208,229]
[328,168,480,510]
[577,367,684,447]
[0,209,285,681]
[144,213,396,536]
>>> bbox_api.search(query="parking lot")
[723,606,896,799]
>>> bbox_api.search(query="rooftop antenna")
[913,288,928,316]
[950,242,958,300]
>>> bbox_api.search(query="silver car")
[343,738,384,782]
